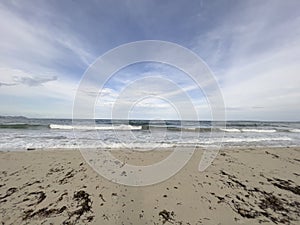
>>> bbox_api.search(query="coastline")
[0,147,299,224]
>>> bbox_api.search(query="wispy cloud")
[0,0,299,120]
[0,82,17,87]
[0,1,95,76]
[13,75,57,87]
[190,0,300,120]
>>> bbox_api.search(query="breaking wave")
[49,124,142,131]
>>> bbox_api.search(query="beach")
[0,147,299,224]
[1,0,300,224]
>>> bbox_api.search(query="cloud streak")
[13,75,57,87]
[0,0,299,120]
[0,82,17,87]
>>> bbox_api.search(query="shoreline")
[1,145,299,152]
[0,147,299,224]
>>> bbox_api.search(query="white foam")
[241,129,277,133]
[49,124,73,129]
[103,142,175,149]
[219,128,241,132]
[49,124,142,131]
[222,137,291,143]
[177,137,292,144]
[289,129,300,133]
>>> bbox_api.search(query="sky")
[0,0,299,120]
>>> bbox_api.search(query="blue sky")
[0,0,299,120]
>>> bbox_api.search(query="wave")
[220,128,300,133]
[49,124,142,131]
[47,124,300,133]
[98,137,293,148]
[166,127,198,132]
[1,121,299,134]
[0,123,44,129]
[289,129,300,133]
[145,127,299,133]
[241,129,277,133]
[40,135,68,139]
[49,124,73,129]
[221,137,291,143]
[149,126,218,132]
[219,128,241,132]
[98,142,176,149]
[166,128,281,133]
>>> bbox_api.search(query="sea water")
[0,116,299,151]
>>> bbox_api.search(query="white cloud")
[191,1,300,120]
[0,67,78,117]
[0,2,94,73]
[0,0,299,120]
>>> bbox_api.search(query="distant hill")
[0,116,28,119]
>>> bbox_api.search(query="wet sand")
[0,147,299,224]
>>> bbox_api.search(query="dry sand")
[0,147,299,224]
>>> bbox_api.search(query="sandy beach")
[0,147,299,225]
[1,0,300,224]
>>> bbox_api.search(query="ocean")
[0,116,299,151]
